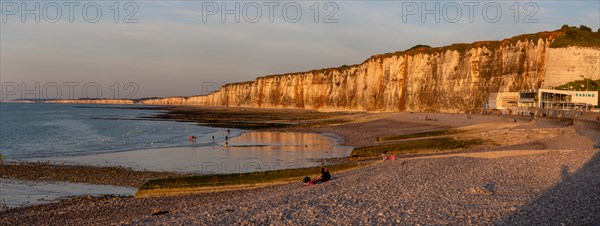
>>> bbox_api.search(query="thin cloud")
[1,1,598,98]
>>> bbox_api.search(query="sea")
[0,103,238,159]
[0,103,353,172]
[0,103,353,208]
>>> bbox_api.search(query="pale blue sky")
[1,1,598,99]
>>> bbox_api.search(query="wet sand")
[1,179,136,209]
[0,130,353,211]
[36,131,353,174]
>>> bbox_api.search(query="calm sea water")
[0,103,354,208]
[0,103,241,159]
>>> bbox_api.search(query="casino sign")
[575,93,596,97]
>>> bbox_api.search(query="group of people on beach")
[382,151,396,161]
[424,116,438,121]
[188,128,232,147]
[303,167,331,185]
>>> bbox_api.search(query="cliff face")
[141,31,599,112]
[544,47,600,87]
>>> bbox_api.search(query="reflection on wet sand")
[226,131,347,153]
[40,132,353,174]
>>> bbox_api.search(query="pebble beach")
[1,112,599,225]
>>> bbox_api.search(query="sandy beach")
[1,107,599,225]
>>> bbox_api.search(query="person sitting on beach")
[320,168,331,181]
[304,168,331,185]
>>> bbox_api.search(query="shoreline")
[0,108,590,187]
[0,127,358,207]
[0,130,355,186]
[0,104,361,185]
[2,107,599,225]
[0,109,547,190]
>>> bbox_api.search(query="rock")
[468,186,494,196]
[151,210,169,216]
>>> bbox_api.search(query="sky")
[1,0,599,100]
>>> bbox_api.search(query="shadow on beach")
[497,151,600,225]
[497,119,600,225]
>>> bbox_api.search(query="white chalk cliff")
[65,28,600,112]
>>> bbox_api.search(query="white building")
[538,89,598,111]
[487,92,518,110]
[488,89,598,111]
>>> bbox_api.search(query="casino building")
[488,89,599,112]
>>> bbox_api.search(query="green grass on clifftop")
[556,79,600,91]
[556,79,600,106]
[550,25,600,48]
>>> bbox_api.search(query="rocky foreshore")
[0,162,184,188]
